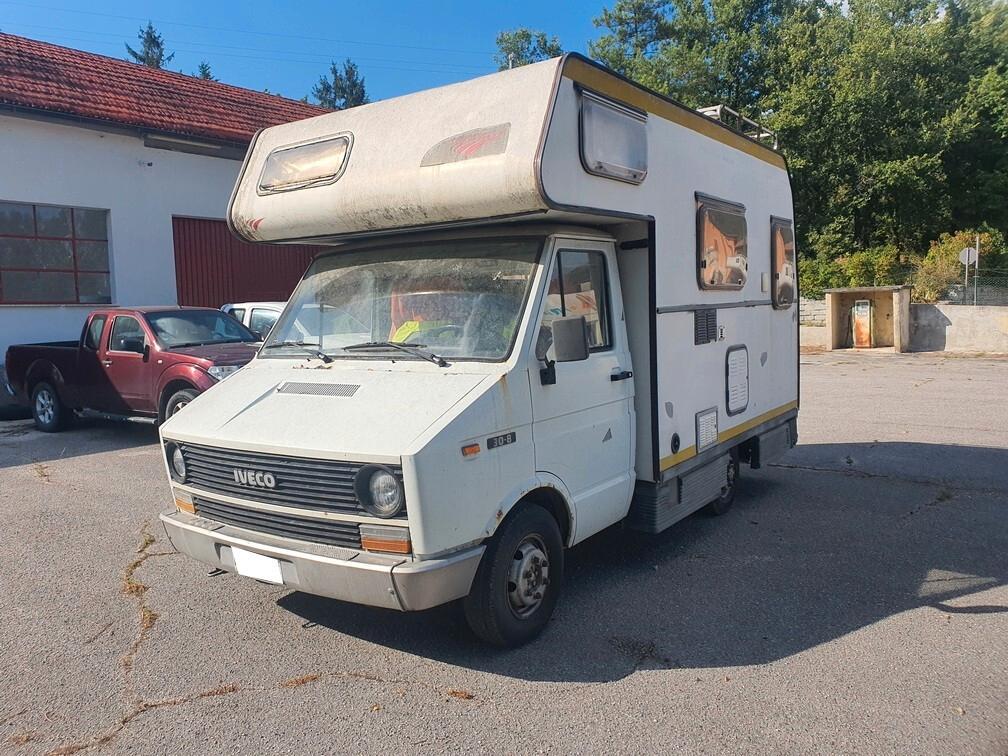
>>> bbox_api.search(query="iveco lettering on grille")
[233,469,277,488]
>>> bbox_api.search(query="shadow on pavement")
[279,441,1008,682]
[0,415,159,469]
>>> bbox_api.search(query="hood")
[166,341,260,365]
[160,361,493,460]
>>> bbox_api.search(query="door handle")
[102,360,112,367]
[610,370,633,382]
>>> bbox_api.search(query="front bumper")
[160,510,484,611]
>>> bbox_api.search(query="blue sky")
[0,0,606,101]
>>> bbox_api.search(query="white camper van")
[159,55,798,646]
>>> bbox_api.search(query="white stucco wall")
[0,113,242,359]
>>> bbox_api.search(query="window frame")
[577,89,648,185]
[249,307,279,336]
[541,248,614,355]
[695,193,748,292]
[107,314,147,355]
[0,201,110,305]
[770,216,796,310]
[83,315,107,351]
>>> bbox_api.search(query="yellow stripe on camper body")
[562,57,788,172]
[658,400,799,472]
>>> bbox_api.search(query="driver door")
[103,314,154,413]
[529,238,635,543]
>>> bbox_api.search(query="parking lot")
[0,351,1005,754]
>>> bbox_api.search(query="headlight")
[208,365,240,382]
[166,442,186,482]
[354,466,404,518]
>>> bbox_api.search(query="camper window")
[579,91,647,185]
[771,217,796,309]
[539,250,612,353]
[696,197,747,291]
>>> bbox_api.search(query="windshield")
[146,310,258,348]
[263,238,543,362]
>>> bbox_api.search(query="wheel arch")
[490,473,576,547]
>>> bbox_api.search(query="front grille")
[179,443,404,518]
[194,497,362,549]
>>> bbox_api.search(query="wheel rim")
[721,459,737,498]
[507,534,550,619]
[171,400,187,415]
[35,389,55,425]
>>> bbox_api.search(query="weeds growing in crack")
[45,526,240,756]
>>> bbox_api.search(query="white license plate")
[231,547,284,584]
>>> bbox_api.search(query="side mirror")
[142,343,151,361]
[538,315,589,386]
[552,316,590,363]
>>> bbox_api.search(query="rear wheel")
[31,382,67,432]
[705,453,739,516]
[164,388,198,420]
[463,504,564,647]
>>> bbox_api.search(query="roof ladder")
[697,105,778,149]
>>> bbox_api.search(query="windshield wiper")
[342,341,448,367]
[261,340,333,363]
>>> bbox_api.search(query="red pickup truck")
[4,307,260,431]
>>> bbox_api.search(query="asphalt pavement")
[0,351,1005,754]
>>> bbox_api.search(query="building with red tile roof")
[0,34,329,365]
[0,32,327,146]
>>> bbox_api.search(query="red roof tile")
[0,33,329,144]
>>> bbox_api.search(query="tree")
[312,59,368,110]
[125,22,174,69]
[196,61,216,81]
[494,28,563,70]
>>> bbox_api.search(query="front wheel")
[164,388,198,420]
[31,381,67,432]
[463,504,564,647]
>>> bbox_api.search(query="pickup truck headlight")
[165,442,186,482]
[354,466,404,518]
[208,365,240,382]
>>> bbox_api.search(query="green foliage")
[494,28,563,70]
[125,22,174,69]
[911,228,1008,301]
[312,59,369,110]
[582,0,1008,298]
[196,62,216,81]
[798,253,845,298]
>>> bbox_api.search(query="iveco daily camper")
[159,55,799,646]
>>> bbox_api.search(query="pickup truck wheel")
[704,454,739,516]
[463,504,564,647]
[165,388,198,419]
[31,382,66,432]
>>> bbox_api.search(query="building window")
[696,195,747,291]
[771,217,796,309]
[540,249,612,352]
[0,201,110,304]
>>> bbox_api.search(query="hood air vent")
[277,382,360,397]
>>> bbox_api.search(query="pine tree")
[125,22,175,69]
[311,58,369,109]
[196,61,216,81]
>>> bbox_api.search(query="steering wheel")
[405,324,463,342]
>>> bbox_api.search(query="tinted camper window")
[696,197,747,290]
[771,218,796,308]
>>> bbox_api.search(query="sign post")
[960,246,978,303]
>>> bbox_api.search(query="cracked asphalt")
[0,351,1006,754]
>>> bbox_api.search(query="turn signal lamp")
[173,489,195,514]
[461,443,481,458]
[360,524,411,555]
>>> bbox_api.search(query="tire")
[704,453,739,516]
[31,381,67,432]
[164,388,198,420]
[463,504,564,647]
